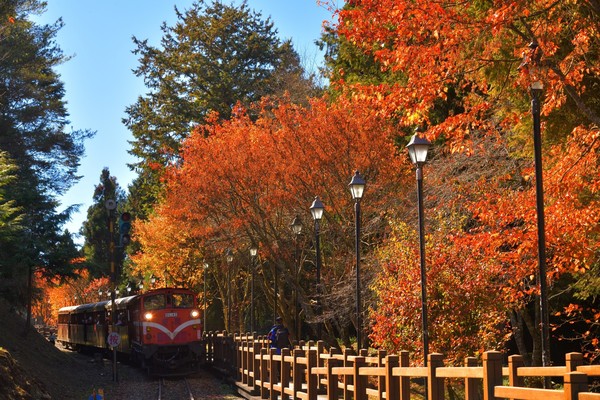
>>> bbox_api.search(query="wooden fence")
[203,331,600,400]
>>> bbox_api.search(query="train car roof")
[141,287,196,295]
[109,295,138,308]
[58,300,110,314]
[58,296,138,314]
[57,305,79,313]
[56,291,194,314]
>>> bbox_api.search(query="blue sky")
[34,1,334,245]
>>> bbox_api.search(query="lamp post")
[531,80,550,368]
[250,245,258,333]
[407,133,432,366]
[290,215,303,339]
[310,197,324,339]
[138,281,144,292]
[349,171,365,350]
[273,248,278,325]
[203,262,209,332]
[150,273,156,288]
[98,289,103,301]
[226,249,234,332]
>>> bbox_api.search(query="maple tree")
[130,95,407,339]
[32,268,110,327]
[327,0,600,363]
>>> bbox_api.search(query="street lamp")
[250,245,258,333]
[407,132,432,366]
[531,79,550,368]
[290,215,303,339]
[138,281,144,292]
[349,171,365,350]
[98,289,103,301]
[126,282,132,295]
[272,242,279,325]
[203,262,209,332]
[150,273,156,288]
[226,249,234,332]
[310,197,324,339]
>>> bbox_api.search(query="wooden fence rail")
[203,331,599,400]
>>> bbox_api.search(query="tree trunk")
[22,264,33,337]
[510,309,532,366]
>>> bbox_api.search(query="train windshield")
[143,293,195,310]
[144,294,166,310]
[171,293,194,308]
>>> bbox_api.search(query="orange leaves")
[132,96,406,287]
[334,0,600,168]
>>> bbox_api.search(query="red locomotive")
[57,287,204,375]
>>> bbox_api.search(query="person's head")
[275,316,283,324]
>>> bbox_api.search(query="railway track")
[157,377,195,400]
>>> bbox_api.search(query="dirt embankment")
[0,302,111,400]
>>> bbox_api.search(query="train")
[57,287,205,376]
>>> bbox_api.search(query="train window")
[143,294,166,310]
[171,293,194,308]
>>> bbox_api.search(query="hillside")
[0,301,113,400]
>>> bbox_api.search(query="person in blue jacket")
[267,316,290,355]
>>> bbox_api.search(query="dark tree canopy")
[0,0,92,306]
[81,168,127,276]
[124,0,318,218]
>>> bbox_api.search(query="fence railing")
[203,331,600,400]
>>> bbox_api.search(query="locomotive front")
[131,288,204,375]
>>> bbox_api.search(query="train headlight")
[144,312,153,321]
[190,310,200,318]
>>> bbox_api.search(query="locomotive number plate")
[165,312,178,317]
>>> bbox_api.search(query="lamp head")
[310,196,324,221]
[406,134,431,165]
[348,170,366,200]
[291,215,303,234]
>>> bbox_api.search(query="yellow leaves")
[405,110,423,126]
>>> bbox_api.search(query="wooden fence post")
[508,355,524,387]
[307,349,319,400]
[252,342,261,394]
[343,348,355,400]
[377,349,387,399]
[326,357,341,400]
[292,348,305,400]
[280,348,291,400]
[353,356,367,400]
[399,350,411,400]
[260,347,269,399]
[563,372,588,400]
[565,353,583,372]
[465,356,480,400]
[386,355,400,400]
[428,353,445,400]
[269,348,279,400]
[242,335,249,385]
[317,340,326,391]
[483,351,503,400]
[227,332,236,377]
